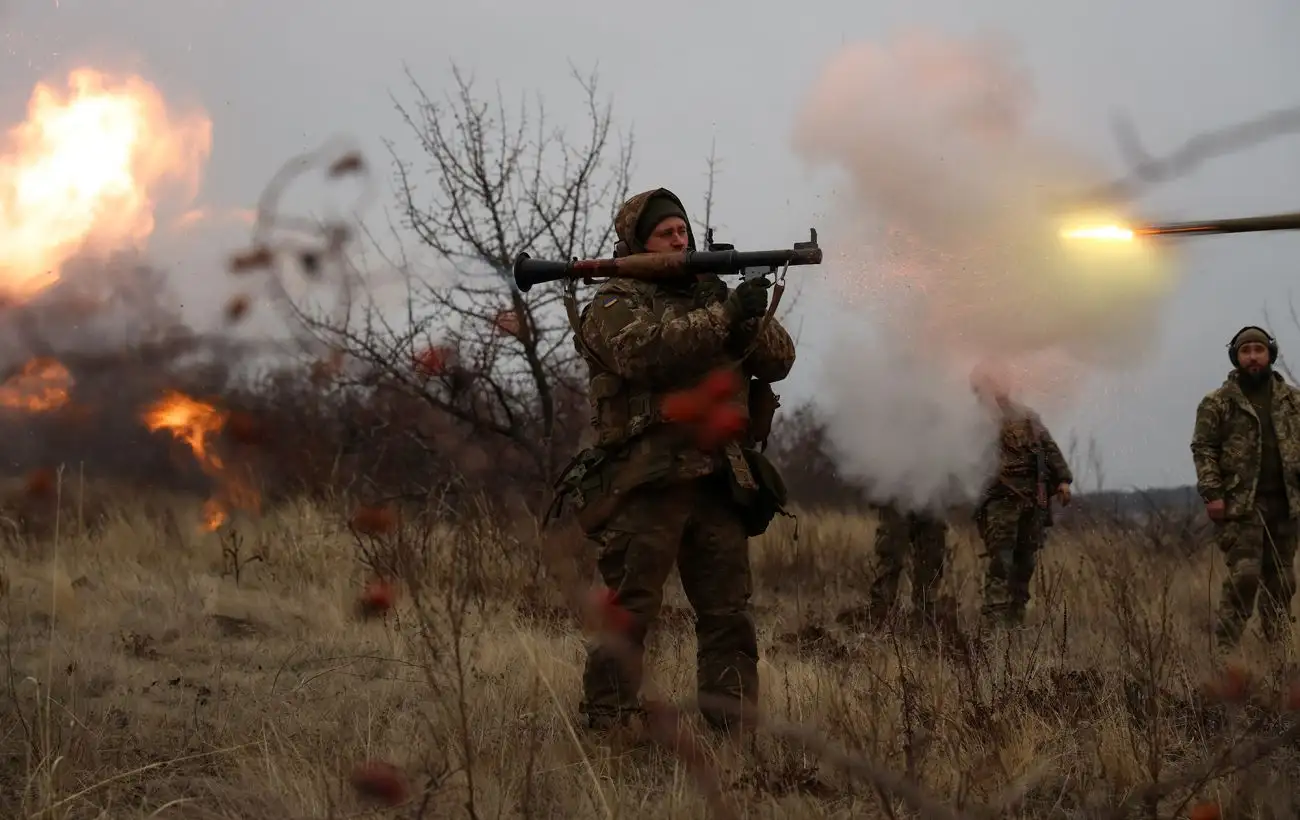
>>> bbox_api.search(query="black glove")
[694,277,728,307]
[727,318,762,355]
[723,278,769,325]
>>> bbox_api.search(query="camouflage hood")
[614,188,696,255]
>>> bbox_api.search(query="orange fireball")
[1,68,211,301]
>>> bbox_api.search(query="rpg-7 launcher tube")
[512,235,823,293]
[1137,211,1300,237]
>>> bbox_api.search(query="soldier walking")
[1191,326,1300,647]
[970,367,1073,626]
[867,501,948,625]
[554,188,796,734]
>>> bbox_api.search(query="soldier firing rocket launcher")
[512,228,823,293]
[1062,209,1300,242]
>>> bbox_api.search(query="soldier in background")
[1191,326,1300,647]
[867,501,948,625]
[555,187,796,734]
[970,367,1073,626]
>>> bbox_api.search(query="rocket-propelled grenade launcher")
[1135,210,1300,238]
[1065,210,1300,242]
[512,228,823,293]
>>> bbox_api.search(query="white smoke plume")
[790,30,1176,512]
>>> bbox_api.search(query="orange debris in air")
[584,585,633,636]
[350,504,397,536]
[660,368,747,450]
[413,344,454,377]
[142,389,259,531]
[349,760,409,806]
[357,577,397,619]
[0,69,211,300]
[0,357,73,412]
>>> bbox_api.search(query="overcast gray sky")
[4,0,1300,492]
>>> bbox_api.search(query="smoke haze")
[790,30,1177,511]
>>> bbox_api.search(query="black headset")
[1227,325,1279,367]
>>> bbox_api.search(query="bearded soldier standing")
[551,188,795,734]
[971,368,1073,626]
[1191,326,1300,647]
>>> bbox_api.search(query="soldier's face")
[643,217,689,253]
[1237,341,1271,374]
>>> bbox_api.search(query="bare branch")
[297,63,633,496]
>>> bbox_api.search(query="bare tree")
[694,136,721,243]
[300,63,634,495]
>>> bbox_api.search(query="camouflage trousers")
[580,474,758,732]
[977,496,1044,624]
[868,503,948,620]
[1213,507,1298,646]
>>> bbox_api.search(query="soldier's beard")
[1239,365,1271,387]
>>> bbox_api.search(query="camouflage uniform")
[975,400,1072,624]
[557,188,796,732]
[867,502,948,622]
[1191,361,1300,645]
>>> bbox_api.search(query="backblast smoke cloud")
[789,30,1176,511]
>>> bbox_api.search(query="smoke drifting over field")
[790,31,1176,511]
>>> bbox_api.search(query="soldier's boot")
[579,652,645,733]
[695,612,760,737]
[579,591,662,732]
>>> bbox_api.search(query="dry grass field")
[2,480,1299,819]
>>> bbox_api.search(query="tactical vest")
[564,285,668,448]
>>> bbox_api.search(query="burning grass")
[1,487,1299,819]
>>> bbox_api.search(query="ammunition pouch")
[747,379,781,450]
[546,440,676,536]
[726,446,790,537]
[589,373,660,447]
[544,447,610,533]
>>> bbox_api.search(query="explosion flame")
[142,390,260,531]
[0,357,73,412]
[0,68,236,531]
[0,68,212,300]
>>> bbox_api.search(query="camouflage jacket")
[983,400,1073,508]
[574,188,796,484]
[1190,370,1300,520]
